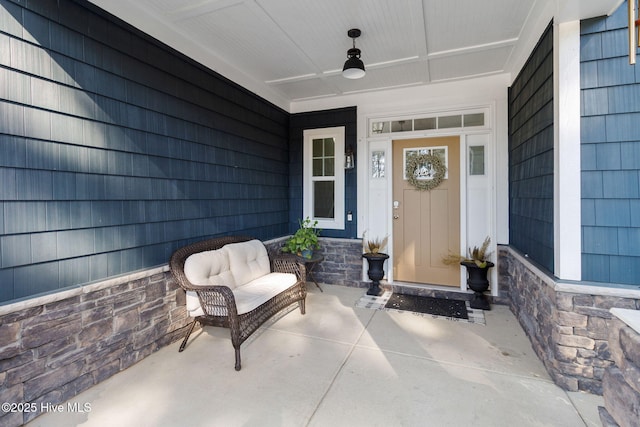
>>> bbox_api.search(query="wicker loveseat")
[170,236,307,370]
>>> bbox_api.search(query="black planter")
[461,260,495,310]
[362,253,389,296]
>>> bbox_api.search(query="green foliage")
[282,217,321,257]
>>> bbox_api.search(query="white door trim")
[361,104,497,294]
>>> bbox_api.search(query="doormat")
[355,291,485,325]
[387,293,468,318]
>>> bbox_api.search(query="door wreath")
[405,153,447,191]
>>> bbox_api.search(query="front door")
[392,136,460,286]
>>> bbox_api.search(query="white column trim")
[553,20,582,280]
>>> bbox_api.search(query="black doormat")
[355,291,485,324]
[385,293,469,319]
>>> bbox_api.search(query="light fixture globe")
[342,29,365,79]
[343,48,365,79]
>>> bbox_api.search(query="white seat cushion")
[233,272,298,314]
[185,272,298,317]
[185,291,206,317]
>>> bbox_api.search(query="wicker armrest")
[190,284,238,317]
[272,254,306,282]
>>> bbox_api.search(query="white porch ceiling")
[87,0,623,110]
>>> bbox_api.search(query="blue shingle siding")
[0,0,290,303]
[508,22,555,273]
[581,253,611,282]
[580,0,640,284]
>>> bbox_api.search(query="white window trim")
[303,126,345,230]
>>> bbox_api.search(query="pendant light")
[342,29,365,79]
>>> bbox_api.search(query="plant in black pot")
[282,217,321,259]
[442,236,494,310]
[362,233,389,296]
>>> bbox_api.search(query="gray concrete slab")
[29,284,603,427]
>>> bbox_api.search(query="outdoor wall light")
[345,145,355,170]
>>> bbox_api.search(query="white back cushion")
[224,240,270,286]
[184,248,235,288]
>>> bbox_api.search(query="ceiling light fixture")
[342,29,365,79]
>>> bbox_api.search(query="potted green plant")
[282,217,321,259]
[442,236,494,310]
[362,232,389,296]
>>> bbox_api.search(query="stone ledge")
[0,265,170,316]
[501,246,640,300]
[611,308,640,335]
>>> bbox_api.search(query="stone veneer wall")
[266,237,366,288]
[0,267,189,427]
[499,245,640,395]
[313,238,365,287]
[599,311,640,427]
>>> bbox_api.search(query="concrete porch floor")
[30,284,603,427]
